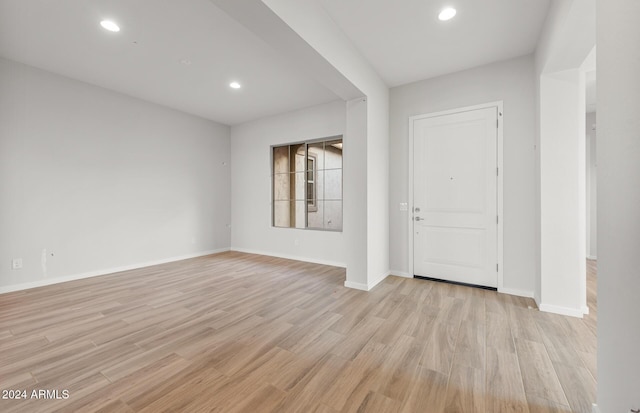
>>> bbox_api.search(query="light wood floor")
[0,252,597,412]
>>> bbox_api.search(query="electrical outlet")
[399,202,408,211]
[12,258,23,270]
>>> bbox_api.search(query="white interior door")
[413,107,498,288]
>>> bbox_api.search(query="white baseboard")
[591,403,600,413]
[582,305,590,315]
[0,248,230,295]
[539,303,584,318]
[534,292,541,308]
[344,270,391,292]
[499,287,535,298]
[390,269,412,278]
[587,255,597,260]
[344,280,369,291]
[230,247,346,268]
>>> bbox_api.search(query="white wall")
[585,111,597,259]
[262,0,390,289]
[533,0,573,307]
[230,100,348,267]
[534,0,594,317]
[597,0,640,411]
[343,97,369,288]
[389,55,536,295]
[538,69,586,317]
[0,57,231,292]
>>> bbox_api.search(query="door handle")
[414,217,423,221]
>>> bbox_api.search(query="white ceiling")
[0,0,339,125]
[0,0,555,124]
[317,0,552,87]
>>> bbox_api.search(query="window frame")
[270,135,343,232]
[306,154,318,212]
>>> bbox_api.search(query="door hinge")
[496,215,499,224]
[496,119,499,128]
[496,263,499,272]
[496,167,499,176]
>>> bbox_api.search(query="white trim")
[408,101,504,289]
[390,269,412,278]
[539,303,584,318]
[408,114,415,278]
[230,247,346,268]
[344,270,390,291]
[591,403,600,413]
[0,248,229,295]
[344,280,368,291]
[499,287,535,299]
[496,103,505,291]
[587,255,597,260]
[582,305,590,315]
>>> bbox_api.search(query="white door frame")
[408,101,504,291]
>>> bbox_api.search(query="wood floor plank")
[0,252,598,413]
[420,321,459,375]
[378,335,424,402]
[577,349,597,381]
[444,364,485,413]
[355,391,401,413]
[526,396,573,413]
[510,307,542,343]
[453,319,485,370]
[485,348,529,413]
[330,315,384,360]
[515,339,569,407]
[312,403,340,413]
[93,399,135,413]
[276,354,349,412]
[224,383,286,413]
[553,362,597,413]
[400,367,448,413]
[486,311,515,353]
[321,340,388,411]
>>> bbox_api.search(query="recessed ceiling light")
[179,59,192,66]
[100,20,120,32]
[438,7,457,21]
[229,81,241,89]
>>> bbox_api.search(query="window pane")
[293,200,306,229]
[307,141,324,170]
[274,200,307,228]
[273,146,290,174]
[312,169,323,201]
[306,182,315,204]
[323,200,343,231]
[293,146,305,173]
[273,173,290,201]
[307,199,323,229]
[292,172,306,201]
[273,200,292,227]
[324,139,343,170]
[306,157,314,181]
[324,169,342,200]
